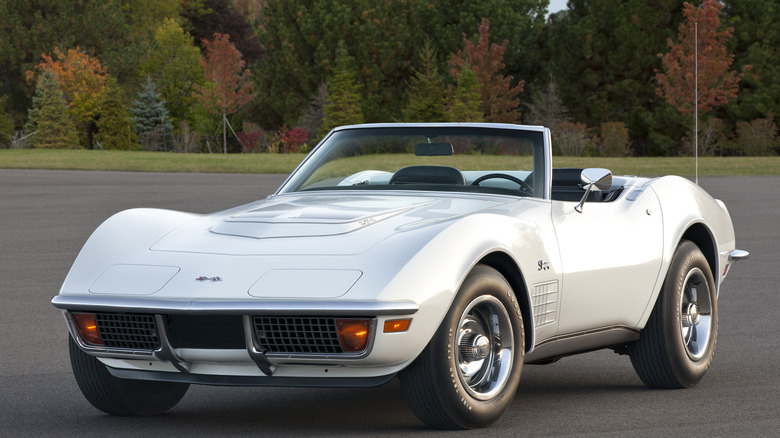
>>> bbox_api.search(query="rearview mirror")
[575,168,612,213]
[415,142,453,156]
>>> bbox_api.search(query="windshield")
[279,124,547,198]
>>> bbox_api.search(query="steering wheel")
[471,173,534,195]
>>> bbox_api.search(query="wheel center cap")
[686,303,700,325]
[472,335,490,359]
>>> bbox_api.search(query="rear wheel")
[400,265,524,429]
[69,337,189,415]
[628,240,718,388]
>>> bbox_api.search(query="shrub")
[681,118,726,157]
[597,122,630,157]
[553,122,592,156]
[281,127,308,153]
[173,121,201,153]
[237,130,262,153]
[733,117,778,156]
[259,129,283,154]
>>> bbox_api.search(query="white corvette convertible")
[53,123,748,429]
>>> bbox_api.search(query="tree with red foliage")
[656,0,744,115]
[449,18,524,123]
[193,33,256,153]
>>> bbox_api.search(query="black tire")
[400,265,524,429]
[69,337,189,415]
[628,240,718,388]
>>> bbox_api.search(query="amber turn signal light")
[73,313,103,346]
[383,318,411,333]
[336,319,370,352]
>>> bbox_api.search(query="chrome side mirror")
[575,168,612,213]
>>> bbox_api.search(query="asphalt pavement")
[0,170,777,437]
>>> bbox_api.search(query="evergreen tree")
[403,39,447,123]
[130,78,173,151]
[25,71,80,149]
[524,79,569,129]
[318,43,364,138]
[0,0,135,120]
[547,0,685,154]
[724,0,780,123]
[255,0,544,129]
[0,95,14,146]
[95,77,139,150]
[448,65,483,122]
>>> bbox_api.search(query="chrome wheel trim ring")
[679,267,713,361]
[455,295,514,401]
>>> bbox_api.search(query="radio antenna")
[694,21,699,185]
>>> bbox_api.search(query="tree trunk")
[222,111,227,154]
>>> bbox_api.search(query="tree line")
[0,0,777,156]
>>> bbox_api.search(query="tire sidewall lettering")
[440,266,523,421]
[664,241,717,385]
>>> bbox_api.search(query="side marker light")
[383,319,411,333]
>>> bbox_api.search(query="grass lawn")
[1,149,778,177]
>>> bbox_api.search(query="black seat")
[389,166,465,185]
[551,168,602,202]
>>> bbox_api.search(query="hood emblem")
[196,276,223,282]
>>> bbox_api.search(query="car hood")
[150,193,514,256]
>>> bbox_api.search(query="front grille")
[95,313,159,350]
[88,313,371,355]
[165,314,245,349]
[254,316,343,354]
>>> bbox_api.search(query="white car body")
[53,123,746,427]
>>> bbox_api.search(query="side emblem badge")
[538,260,550,271]
[196,276,223,282]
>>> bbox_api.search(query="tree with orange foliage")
[449,18,524,124]
[656,0,743,115]
[192,33,256,153]
[29,47,108,123]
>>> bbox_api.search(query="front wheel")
[69,337,189,415]
[628,240,718,388]
[400,265,524,429]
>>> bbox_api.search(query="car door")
[551,187,664,334]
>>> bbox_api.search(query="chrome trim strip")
[52,295,419,316]
[107,367,396,388]
[729,249,750,262]
[243,315,277,376]
[152,314,191,373]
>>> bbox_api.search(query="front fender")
[636,176,737,327]
[59,208,201,296]
[359,199,558,367]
